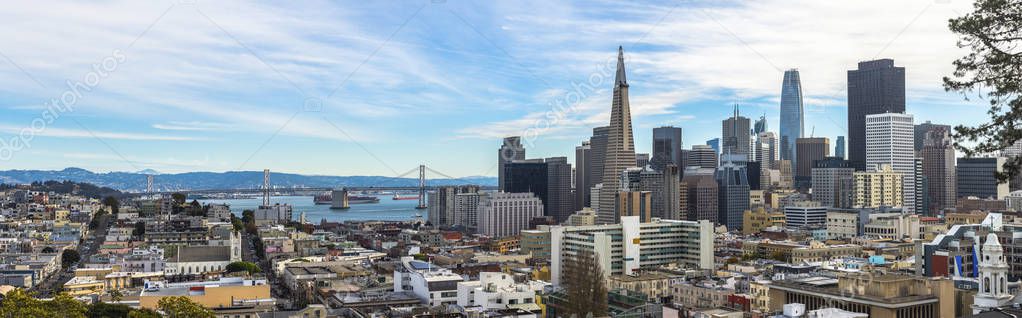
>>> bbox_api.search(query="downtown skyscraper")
[651,126,683,172]
[498,136,525,191]
[848,59,906,171]
[722,105,751,161]
[597,47,637,224]
[865,112,917,213]
[779,69,804,164]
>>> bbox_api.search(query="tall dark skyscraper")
[497,136,525,191]
[597,47,637,224]
[544,157,573,222]
[716,160,750,231]
[722,105,751,160]
[780,69,804,164]
[503,157,573,222]
[795,137,830,189]
[651,126,683,172]
[574,141,591,211]
[847,59,906,171]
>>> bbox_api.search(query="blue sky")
[0,0,992,177]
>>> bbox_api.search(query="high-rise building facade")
[574,141,591,211]
[453,192,485,229]
[835,136,846,160]
[707,138,720,154]
[614,191,652,223]
[755,132,778,169]
[503,157,573,222]
[545,157,574,222]
[811,157,855,208]
[428,185,481,226]
[853,164,903,208]
[716,161,750,231]
[847,59,906,171]
[915,121,951,152]
[651,126,683,172]
[687,145,718,169]
[681,169,718,222]
[921,126,956,214]
[754,114,768,135]
[477,192,544,238]
[957,157,1010,200]
[865,112,916,213]
[635,166,681,220]
[722,106,751,160]
[780,69,804,163]
[498,137,525,191]
[549,216,714,286]
[635,153,649,168]
[795,137,830,188]
[590,126,609,189]
[597,47,637,224]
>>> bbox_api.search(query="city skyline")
[0,0,992,177]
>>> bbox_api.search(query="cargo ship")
[313,194,332,205]
[349,195,380,204]
[392,194,419,200]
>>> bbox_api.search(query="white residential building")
[477,192,544,238]
[393,257,463,306]
[865,112,917,213]
[456,272,547,310]
[784,201,827,229]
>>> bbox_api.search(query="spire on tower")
[615,46,627,87]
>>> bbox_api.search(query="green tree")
[132,221,146,238]
[157,296,215,318]
[109,290,124,303]
[0,289,49,317]
[42,246,55,253]
[224,261,262,275]
[62,249,81,269]
[230,215,244,232]
[127,308,161,318]
[86,302,132,318]
[944,0,1022,181]
[102,196,120,214]
[562,249,608,317]
[241,209,255,225]
[50,293,88,318]
[171,193,187,205]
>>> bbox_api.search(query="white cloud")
[0,124,202,141]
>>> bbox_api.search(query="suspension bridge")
[134,165,495,209]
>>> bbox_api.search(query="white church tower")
[973,233,1013,314]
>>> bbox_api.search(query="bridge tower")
[146,175,154,195]
[262,169,270,207]
[416,164,427,209]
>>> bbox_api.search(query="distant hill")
[0,168,497,192]
[0,180,122,199]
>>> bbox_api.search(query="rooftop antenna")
[810,126,815,138]
[262,169,270,207]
